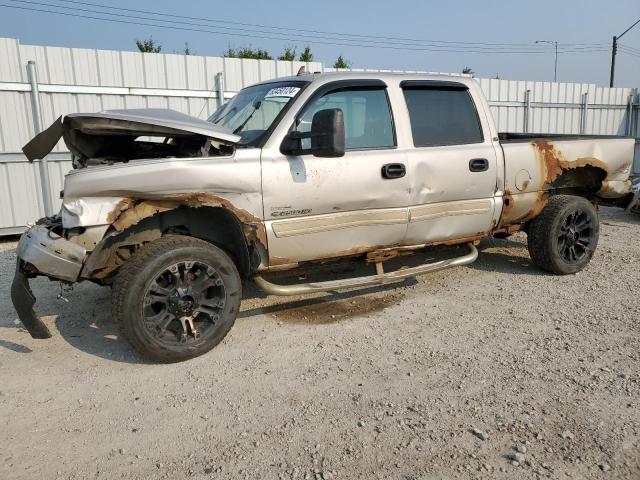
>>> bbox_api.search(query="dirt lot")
[1,207,639,480]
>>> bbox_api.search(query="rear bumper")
[11,224,86,339]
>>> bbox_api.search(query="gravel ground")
[1,207,639,480]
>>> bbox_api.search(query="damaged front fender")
[80,193,268,280]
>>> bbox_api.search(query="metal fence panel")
[0,36,638,235]
[0,91,33,151]
[0,38,23,82]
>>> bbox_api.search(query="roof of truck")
[253,70,475,87]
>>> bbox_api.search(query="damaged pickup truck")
[12,72,637,362]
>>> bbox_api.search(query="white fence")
[0,37,638,235]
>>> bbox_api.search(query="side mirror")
[281,108,345,158]
[310,108,345,157]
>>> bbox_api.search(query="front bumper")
[10,262,51,338]
[11,225,86,339]
[16,225,86,282]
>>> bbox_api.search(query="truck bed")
[497,134,635,227]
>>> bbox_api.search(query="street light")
[610,17,640,87]
[535,40,558,82]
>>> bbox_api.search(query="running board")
[253,243,478,296]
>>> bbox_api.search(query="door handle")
[469,158,489,172]
[381,163,406,179]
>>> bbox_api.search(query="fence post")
[26,60,54,217]
[579,92,589,135]
[215,72,225,108]
[631,88,639,138]
[523,89,531,133]
[626,93,631,136]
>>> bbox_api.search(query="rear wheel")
[112,235,241,362]
[527,195,599,275]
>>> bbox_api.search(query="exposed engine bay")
[68,134,234,169]
[22,108,241,169]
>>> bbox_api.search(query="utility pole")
[535,40,558,82]
[610,17,640,87]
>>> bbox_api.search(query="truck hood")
[22,108,241,161]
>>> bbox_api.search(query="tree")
[278,46,297,61]
[183,43,193,55]
[225,46,273,60]
[333,55,350,69]
[298,46,313,62]
[462,66,474,75]
[136,37,162,53]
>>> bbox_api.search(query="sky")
[0,0,639,87]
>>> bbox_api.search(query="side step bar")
[253,243,478,296]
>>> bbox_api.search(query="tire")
[112,235,241,362]
[527,195,599,275]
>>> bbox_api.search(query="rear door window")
[402,87,483,147]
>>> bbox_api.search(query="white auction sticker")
[265,86,300,98]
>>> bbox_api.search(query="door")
[261,82,410,265]
[400,82,499,245]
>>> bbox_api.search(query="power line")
[35,0,609,49]
[619,50,640,59]
[8,0,551,51]
[0,3,588,54]
[619,47,640,59]
[2,0,611,54]
[620,43,640,55]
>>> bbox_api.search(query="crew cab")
[12,72,636,362]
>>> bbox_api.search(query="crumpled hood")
[22,108,241,161]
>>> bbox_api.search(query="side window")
[298,88,395,150]
[402,88,483,147]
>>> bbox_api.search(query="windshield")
[208,81,306,145]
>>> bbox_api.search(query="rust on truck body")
[497,139,632,228]
[106,192,268,252]
[533,140,609,185]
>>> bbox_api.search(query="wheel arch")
[82,205,265,281]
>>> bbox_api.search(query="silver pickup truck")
[12,72,637,362]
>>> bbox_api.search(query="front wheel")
[527,195,599,275]
[112,235,242,362]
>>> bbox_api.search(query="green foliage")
[225,46,273,60]
[298,46,313,62]
[136,37,162,53]
[184,43,193,55]
[333,55,350,69]
[277,45,314,62]
[278,46,297,61]
[462,66,474,75]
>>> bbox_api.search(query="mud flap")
[10,262,52,339]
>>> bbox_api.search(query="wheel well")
[162,206,252,276]
[550,165,607,193]
[83,206,259,281]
